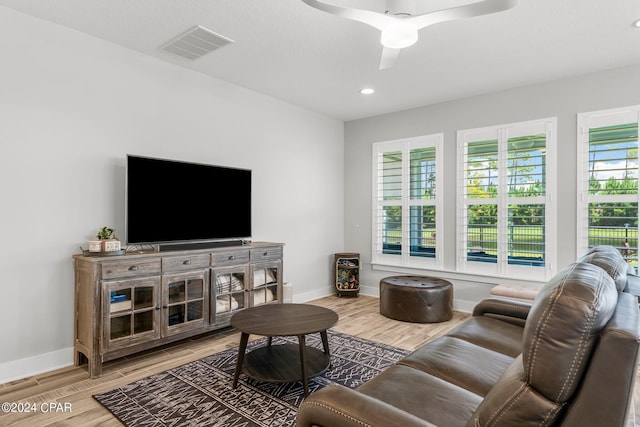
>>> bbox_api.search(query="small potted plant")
[96,226,121,252]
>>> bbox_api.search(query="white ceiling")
[1,0,639,121]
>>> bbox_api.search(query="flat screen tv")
[126,155,251,247]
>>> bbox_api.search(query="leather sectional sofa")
[296,246,640,426]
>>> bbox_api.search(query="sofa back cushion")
[522,262,617,401]
[467,262,617,426]
[578,245,629,291]
[559,291,640,426]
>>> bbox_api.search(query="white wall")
[344,64,640,309]
[0,7,344,382]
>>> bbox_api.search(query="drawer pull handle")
[183,260,192,265]
[129,266,139,271]
[228,256,235,260]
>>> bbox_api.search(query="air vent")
[161,26,233,60]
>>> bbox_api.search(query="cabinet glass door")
[211,266,246,324]
[251,261,281,306]
[103,277,160,352]
[134,286,155,334]
[163,272,208,336]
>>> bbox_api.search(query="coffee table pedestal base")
[233,332,331,396]
[245,343,330,383]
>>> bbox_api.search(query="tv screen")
[126,155,251,245]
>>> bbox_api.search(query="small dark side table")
[231,303,339,396]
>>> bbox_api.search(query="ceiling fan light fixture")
[301,0,520,68]
[380,21,418,49]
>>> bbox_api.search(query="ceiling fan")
[301,0,519,70]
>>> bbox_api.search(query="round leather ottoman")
[379,275,453,323]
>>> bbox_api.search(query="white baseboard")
[0,347,74,385]
[453,299,476,313]
[293,286,335,303]
[359,284,379,297]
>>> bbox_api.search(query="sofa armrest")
[472,297,532,327]
[296,385,436,427]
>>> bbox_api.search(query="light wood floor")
[0,295,637,426]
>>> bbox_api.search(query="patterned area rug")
[94,331,409,427]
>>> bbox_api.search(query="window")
[372,134,443,268]
[457,118,556,279]
[577,106,639,267]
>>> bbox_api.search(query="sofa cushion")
[578,245,629,291]
[465,355,563,427]
[296,384,438,427]
[358,364,482,427]
[398,336,513,396]
[447,316,523,357]
[523,262,617,402]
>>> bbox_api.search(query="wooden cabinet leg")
[88,353,102,379]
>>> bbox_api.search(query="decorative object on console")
[102,240,121,252]
[85,226,123,255]
[96,226,121,252]
[96,226,115,240]
[88,240,102,253]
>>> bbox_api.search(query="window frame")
[576,105,640,264]
[456,118,557,280]
[371,133,444,269]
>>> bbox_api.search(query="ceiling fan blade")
[301,0,396,31]
[409,0,519,30]
[379,46,401,70]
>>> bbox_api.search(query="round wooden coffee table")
[231,303,338,396]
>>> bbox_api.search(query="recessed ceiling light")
[360,88,375,95]
[633,19,640,28]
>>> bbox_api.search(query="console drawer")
[101,258,161,279]
[212,249,250,267]
[162,254,210,272]
[250,246,283,262]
